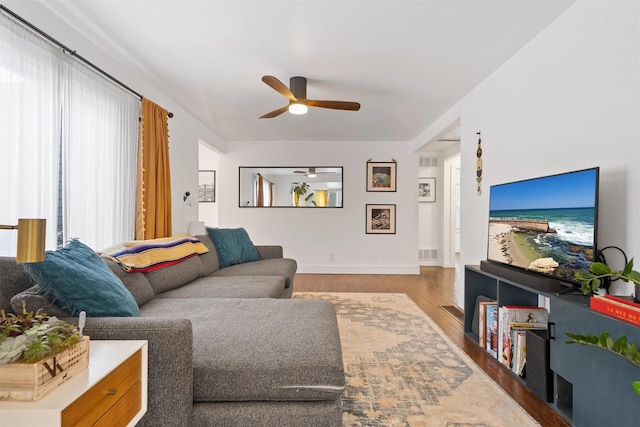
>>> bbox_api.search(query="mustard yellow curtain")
[136,97,172,239]
[257,174,265,207]
[269,182,274,207]
[315,190,328,207]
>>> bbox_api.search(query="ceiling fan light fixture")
[288,102,308,115]
[260,75,359,118]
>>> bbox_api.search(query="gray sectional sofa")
[0,233,345,427]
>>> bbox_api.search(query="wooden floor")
[295,266,571,427]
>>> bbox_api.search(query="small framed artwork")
[198,170,216,202]
[418,177,436,202]
[366,161,397,192]
[366,204,396,234]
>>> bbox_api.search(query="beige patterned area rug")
[294,292,539,427]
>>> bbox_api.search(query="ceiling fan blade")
[307,99,360,111]
[259,105,290,119]
[262,75,297,102]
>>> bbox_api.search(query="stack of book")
[498,306,548,377]
[590,295,640,327]
[478,300,498,358]
[478,302,549,377]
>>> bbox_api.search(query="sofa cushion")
[255,245,284,260]
[10,285,71,317]
[22,239,140,317]
[206,227,260,268]
[155,276,285,299]
[139,298,345,402]
[104,258,155,307]
[143,255,205,295]
[195,234,220,275]
[212,258,297,289]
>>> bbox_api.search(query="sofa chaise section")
[140,297,345,425]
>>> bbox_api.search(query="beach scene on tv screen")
[488,169,597,281]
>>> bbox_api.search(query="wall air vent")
[418,249,438,261]
[419,157,438,168]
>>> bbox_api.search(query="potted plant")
[565,331,640,397]
[574,258,640,301]
[304,192,316,206]
[571,259,640,399]
[0,306,89,401]
[292,182,310,207]
[0,307,82,364]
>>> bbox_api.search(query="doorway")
[416,120,462,305]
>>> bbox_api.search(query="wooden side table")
[0,340,148,426]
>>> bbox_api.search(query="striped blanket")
[100,235,209,273]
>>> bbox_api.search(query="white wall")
[218,141,419,274]
[420,0,640,302]
[443,153,461,266]
[198,141,220,227]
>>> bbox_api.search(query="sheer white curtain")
[62,62,140,250]
[0,13,62,255]
[0,11,140,255]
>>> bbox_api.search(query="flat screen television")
[487,167,599,285]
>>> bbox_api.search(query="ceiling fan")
[259,75,360,119]
[293,167,335,177]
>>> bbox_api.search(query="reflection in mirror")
[239,167,343,207]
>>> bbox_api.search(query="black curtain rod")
[0,4,173,118]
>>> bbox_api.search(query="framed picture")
[366,204,396,234]
[198,170,216,202]
[366,161,396,192]
[418,177,436,202]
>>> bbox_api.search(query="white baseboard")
[419,260,442,267]
[297,265,420,275]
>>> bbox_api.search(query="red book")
[590,296,640,327]
[604,294,640,309]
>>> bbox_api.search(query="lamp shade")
[16,218,46,263]
[187,221,206,236]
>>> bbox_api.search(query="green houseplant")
[292,182,310,207]
[571,258,640,397]
[566,332,640,397]
[0,307,82,364]
[574,258,640,299]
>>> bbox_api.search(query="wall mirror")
[239,167,343,208]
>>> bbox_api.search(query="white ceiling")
[39,0,574,143]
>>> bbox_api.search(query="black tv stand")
[479,260,573,294]
[464,265,640,426]
[556,284,582,295]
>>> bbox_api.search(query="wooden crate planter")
[0,336,90,401]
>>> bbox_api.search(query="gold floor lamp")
[0,218,46,263]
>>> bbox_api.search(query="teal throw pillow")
[206,227,260,268]
[23,239,140,317]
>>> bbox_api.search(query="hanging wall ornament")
[476,131,482,195]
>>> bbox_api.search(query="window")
[0,12,140,255]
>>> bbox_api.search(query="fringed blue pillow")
[206,227,260,268]
[23,239,140,317]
